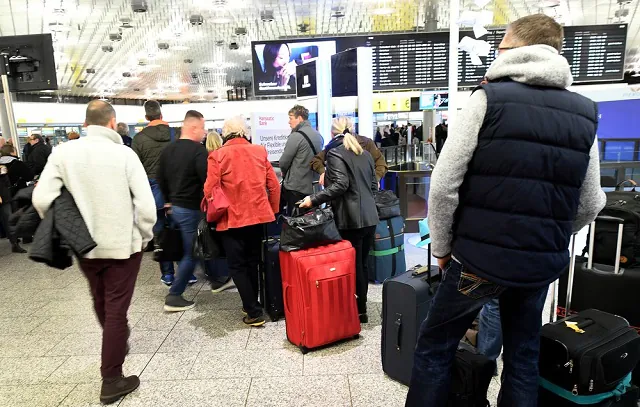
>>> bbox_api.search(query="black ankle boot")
[100,375,140,404]
[11,243,27,254]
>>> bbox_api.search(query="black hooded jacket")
[132,124,179,179]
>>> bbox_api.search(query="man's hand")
[437,254,451,271]
[299,196,312,208]
[319,173,325,187]
[163,203,172,215]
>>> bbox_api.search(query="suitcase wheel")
[300,346,309,355]
[353,334,360,339]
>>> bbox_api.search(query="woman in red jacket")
[204,116,281,326]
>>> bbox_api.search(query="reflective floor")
[0,236,444,407]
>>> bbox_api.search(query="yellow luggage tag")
[564,321,585,334]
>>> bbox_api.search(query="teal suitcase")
[368,216,406,283]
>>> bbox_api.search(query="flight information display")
[334,23,627,90]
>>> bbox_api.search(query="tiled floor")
[0,235,442,407]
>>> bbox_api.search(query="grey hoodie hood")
[485,44,572,89]
[0,156,16,165]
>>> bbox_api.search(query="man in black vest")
[406,14,606,407]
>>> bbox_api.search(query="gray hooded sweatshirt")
[428,44,606,258]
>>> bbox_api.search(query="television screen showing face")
[0,33,58,93]
[296,60,317,98]
[252,40,336,96]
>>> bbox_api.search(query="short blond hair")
[509,14,564,52]
[206,131,222,152]
[222,116,248,140]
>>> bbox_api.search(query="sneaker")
[359,313,369,324]
[211,277,235,293]
[160,274,174,286]
[243,315,266,327]
[164,295,195,312]
[11,243,27,254]
[241,308,247,316]
[188,274,198,285]
[100,375,140,404]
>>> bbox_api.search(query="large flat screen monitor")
[251,39,336,97]
[0,33,58,92]
[331,48,358,97]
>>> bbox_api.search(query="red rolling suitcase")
[279,240,361,353]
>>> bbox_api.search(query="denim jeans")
[168,206,201,297]
[405,258,548,407]
[150,179,174,276]
[478,298,503,362]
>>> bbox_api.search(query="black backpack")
[584,183,640,268]
[448,342,496,407]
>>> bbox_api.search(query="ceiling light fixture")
[39,96,53,99]
[372,7,395,15]
[40,90,55,93]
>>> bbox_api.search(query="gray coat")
[279,121,324,195]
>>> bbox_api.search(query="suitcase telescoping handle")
[551,216,626,323]
[587,215,625,274]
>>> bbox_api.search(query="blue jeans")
[405,258,548,407]
[150,179,174,276]
[478,298,503,362]
[167,207,229,295]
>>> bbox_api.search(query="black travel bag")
[449,342,496,407]
[541,229,640,397]
[381,262,441,385]
[557,216,640,329]
[374,190,401,220]
[153,215,183,262]
[280,207,342,252]
[539,382,639,406]
[584,181,640,268]
[259,237,284,322]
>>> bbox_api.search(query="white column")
[356,47,374,139]
[315,58,332,146]
[447,0,460,126]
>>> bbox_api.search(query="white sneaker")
[211,278,236,293]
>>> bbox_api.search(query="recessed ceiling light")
[39,95,53,99]
[372,7,395,15]
[172,45,190,51]
[212,17,232,24]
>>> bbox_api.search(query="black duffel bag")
[153,216,183,262]
[539,309,640,396]
[374,190,401,220]
[280,207,342,252]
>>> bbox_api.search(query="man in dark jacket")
[0,145,34,193]
[434,120,448,156]
[25,135,51,177]
[279,105,324,215]
[406,15,607,407]
[132,100,182,286]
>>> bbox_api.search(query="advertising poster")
[251,112,291,162]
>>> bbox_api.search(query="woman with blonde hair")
[205,131,222,153]
[204,116,280,326]
[299,116,379,323]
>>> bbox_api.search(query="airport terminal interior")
[1,0,640,406]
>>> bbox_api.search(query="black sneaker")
[164,295,195,312]
[243,315,266,327]
[359,313,369,324]
[100,375,140,404]
[11,243,27,254]
[211,277,235,293]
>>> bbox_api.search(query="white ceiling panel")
[0,0,638,100]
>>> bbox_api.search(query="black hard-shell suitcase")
[538,385,639,407]
[557,216,640,329]
[542,227,640,397]
[259,237,284,322]
[381,262,441,385]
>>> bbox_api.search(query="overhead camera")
[190,14,204,26]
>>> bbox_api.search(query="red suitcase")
[279,240,361,353]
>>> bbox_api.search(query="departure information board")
[333,24,627,90]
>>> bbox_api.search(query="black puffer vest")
[452,80,598,288]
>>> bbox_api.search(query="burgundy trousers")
[79,252,142,378]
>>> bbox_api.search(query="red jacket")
[204,137,280,231]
